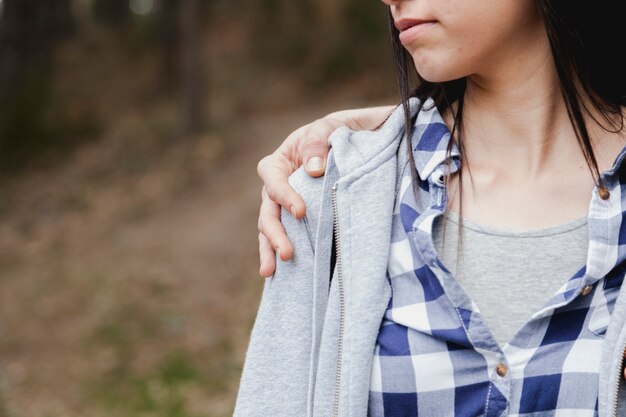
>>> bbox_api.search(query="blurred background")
[0,1,397,416]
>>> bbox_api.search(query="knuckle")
[257,155,270,175]
[304,140,329,154]
[265,185,276,201]
[269,236,280,250]
[258,232,268,246]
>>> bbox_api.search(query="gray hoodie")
[233,98,626,417]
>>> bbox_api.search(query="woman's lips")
[396,19,437,45]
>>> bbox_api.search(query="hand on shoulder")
[256,104,396,278]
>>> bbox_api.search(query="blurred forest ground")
[0,1,397,416]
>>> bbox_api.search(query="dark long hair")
[387,0,626,271]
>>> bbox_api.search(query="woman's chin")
[415,69,458,84]
[413,59,466,83]
[411,51,468,83]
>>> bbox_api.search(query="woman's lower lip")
[399,21,437,44]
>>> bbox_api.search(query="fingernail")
[307,157,323,172]
[290,204,297,218]
[276,247,281,259]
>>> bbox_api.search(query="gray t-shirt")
[432,210,589,347]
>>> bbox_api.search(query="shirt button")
[581,285,592,296]
[496,363,508,377]
[598,186,610,200]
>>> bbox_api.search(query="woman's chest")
[366,172,625,416]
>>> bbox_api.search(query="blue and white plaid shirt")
[368,97,626,417]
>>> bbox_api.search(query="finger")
[259,232,276,278]
[259,187,294,261]
[301,127,332,178]
[258,157,307,220]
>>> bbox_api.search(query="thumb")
[302,138,330,177]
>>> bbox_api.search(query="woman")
[237,0,626,415]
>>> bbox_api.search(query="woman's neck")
[460,78,573,180]
[441,77,626,182]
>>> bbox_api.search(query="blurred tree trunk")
[180,0,207,134]
[0,0,74,170]
[0,0,74,108]
[157,0,181,93]
[48,0,75,38]
[92,0,129,27]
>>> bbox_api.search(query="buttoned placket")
[414,170,513,416]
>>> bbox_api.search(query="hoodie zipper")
[612,341,626,417]
[331,182,345,417]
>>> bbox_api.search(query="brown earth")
[0,84,395,416]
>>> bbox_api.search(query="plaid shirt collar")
[411,98,461,183]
